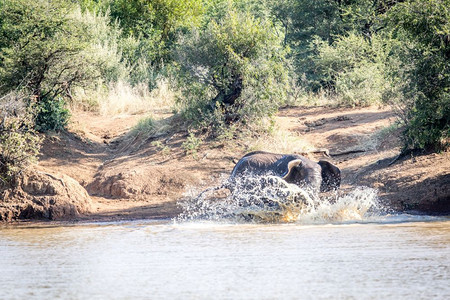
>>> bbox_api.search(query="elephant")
[230,151,341,194]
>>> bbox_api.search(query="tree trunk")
[211,76,243,107]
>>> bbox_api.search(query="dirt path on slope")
[32,106,450,222]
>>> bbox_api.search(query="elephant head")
[281,158,341,192]
[318,160,341,192]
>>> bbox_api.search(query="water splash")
[176,174,380,224]
[294,187,380,224]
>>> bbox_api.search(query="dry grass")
[99,80,175,116]
[287,88,381,108]
[244,129,315,154]
[73,79,176,116]
[285,89,341,107]
[130,115,173,138]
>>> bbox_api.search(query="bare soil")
[2,105,449,222]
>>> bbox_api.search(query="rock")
[87,166,190,200]
[304,118,327,127]
[0,170,92,221]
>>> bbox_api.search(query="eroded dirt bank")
[1,106,449,222]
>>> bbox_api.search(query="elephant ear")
[282,159,303,182]
[318,160,341,192]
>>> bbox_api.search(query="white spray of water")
[176,174,380,224]
[294,187,379,224]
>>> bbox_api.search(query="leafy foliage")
[0,0,94,99]
[151,140,171,156]
[110,0,204,69]
[182,132,202,158]
[174,8,290,134]
[269,0,394,90]
[312,32,391,106]
[0,0,448,152]
[0,93,42,187]
[0,0,126,129]
[387,0,450,150]
[35,95,70,132]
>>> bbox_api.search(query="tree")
[0,0,99,101]
[175,8,290,133]
[0,0,125,131]
[388,0,450,151]
[269,0,397,90]
[0,92,41,187]
[109,0,204,68]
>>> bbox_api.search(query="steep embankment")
[1,106,448,222]
[0,171,92,222]
[274,106,449,214]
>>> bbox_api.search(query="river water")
[1,216,449,299]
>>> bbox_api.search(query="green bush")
[174,8,291,135]
[35,95,70,132]
[387,0,450,151]
[0,0,128,128]
[118,35,161,90]
[110,0,203,74]
[181,132,202,158]
[151,140,171,156]
[0,0,95,99]
[269,0,390,89]
[311,32,391,106]
[335,63,385,107]
[0,93,42,187]
[131,116,155,136]
[79,8,129,84]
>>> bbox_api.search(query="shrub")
[0,0,96,100]
[35,95,70,132]
[181,132,202,158]
[387,0,450,151]
[335,63,385,107]
[311,32,391,106]
[174,8,291,135]
[130,114,173,141]
[109,0,203,74]
[269,0,390,90]
[0,0,127,128]
[76,8,129,84]
[131,116,155,136]
[0,93,41,187]
[151,141,171,156]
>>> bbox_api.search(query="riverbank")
[1,105,449,222]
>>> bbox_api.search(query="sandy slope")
[4,105,448,222]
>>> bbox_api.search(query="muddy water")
[0,217,449,299]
